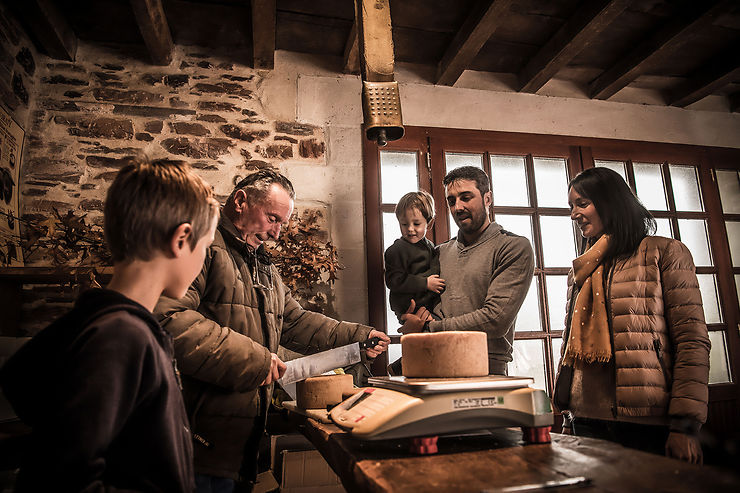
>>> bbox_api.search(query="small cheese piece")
[401,331,488,377]
[296,374,354,409]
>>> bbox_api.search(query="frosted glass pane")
[546,275,569,331]
[445,152,483,173]
[495,214,533,245]
[508,339,546,390]
[655,218,672,238]
[540,215,577,267]
[677,219,712,266]
[594,160,627,181]
[634,162,667,211]
[388,342,402,364]
[716,170,740,214]
[382,212,399,252]
[697,274,722,324]
[552,338,563,373]
[735,274,740,308]
[708,331,731,384]
[726,221,740,267]
[385,287,400,335]
[533,157,569,208]
[515,277,540,332]
[669,165,703,212]
[379,151,417,204]
[490,155,529,206]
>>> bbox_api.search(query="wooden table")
[298,419,740,492]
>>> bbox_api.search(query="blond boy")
[0,159,219,492]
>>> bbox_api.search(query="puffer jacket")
[154,214,373,479]
[557,236,710,428]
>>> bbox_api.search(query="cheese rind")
[401,331,488,377]
[296,374,354,409]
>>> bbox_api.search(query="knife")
[279,337,381,386]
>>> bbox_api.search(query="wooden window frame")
[363,126,740,432]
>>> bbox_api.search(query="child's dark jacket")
[384,237,440,320]
[0,288,194,492]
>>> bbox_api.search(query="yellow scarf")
[563,235,612,365]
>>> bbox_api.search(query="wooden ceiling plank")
[589,0,732,100]
[252,0,276,69]
[436,0,515,87]
[518,0,631,94]
[343,19,360,74]
[130,0,173,65]
[730,92,740,113]
[13,0,77,61]
[668,47,740,107]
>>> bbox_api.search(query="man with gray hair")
[155,169,389,493]
[400,166,534,375]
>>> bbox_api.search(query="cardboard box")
[280,449,344,493]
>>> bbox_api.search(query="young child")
[0,159,219,492]
[384,191,444,374]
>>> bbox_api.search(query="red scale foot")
[522,425,552,444]
[410,436,438,454]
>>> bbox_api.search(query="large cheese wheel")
[296,374,354,409]
[401,331,488,377]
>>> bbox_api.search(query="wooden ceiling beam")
[130,0,173,65]
[11,0,77,61]
[730,92,740,113]
[589,0,731,100]
[251,0,276,69]
[436,0,514,87]
[667,47,740,107]
[518,0,631,94]
[343,20,360,75]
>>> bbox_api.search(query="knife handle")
[359,336,381,350]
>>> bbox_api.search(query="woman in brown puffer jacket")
[553,167,710,464]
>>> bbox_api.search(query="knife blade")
[279,337,381,386]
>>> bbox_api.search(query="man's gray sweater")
[430,221,534,373]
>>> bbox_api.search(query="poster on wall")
[0,104,24,267]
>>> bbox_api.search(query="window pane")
[546,275,569,331]
[552,337,563,373]
[726,221,740,268]
[716,169,740,214]
[445,152,483,173]
[495,214,533,245]
[382,212,398,252]
[708,331,731,384]
[380,151,417,204]
[508,339,546,390]
[669,165,703,212]
[594,160,627,181]
[655,218,672,238]
[448,213,458,240]
[385,287,400,335]
[540,215,577,267]
[677,219,713,266]
[388,342,401,365]
[696,274,722,324]
[515,278,540,332]
[490,155,529,206]
[533,157,569,208]
[735,274,740,308]
[634,162,667,211]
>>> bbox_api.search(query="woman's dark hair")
[569,167,656,261]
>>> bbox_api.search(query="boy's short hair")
[104,158,220,263]
[395,190,435,223]
[228,169,295,206]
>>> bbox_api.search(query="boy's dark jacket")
[0,289,194,492]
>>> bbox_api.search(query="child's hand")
[427,275,446,293]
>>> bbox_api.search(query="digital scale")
[329,375,553,445]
